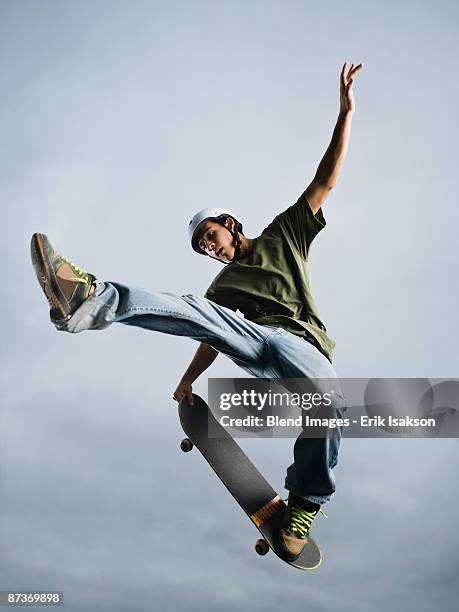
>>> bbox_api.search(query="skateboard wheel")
[180,438,194,452]
[255,538,269,556]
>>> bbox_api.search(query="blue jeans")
[55,280,346,505]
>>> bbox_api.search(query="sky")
[1,0,458,610]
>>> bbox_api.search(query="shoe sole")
[30,233,69,320]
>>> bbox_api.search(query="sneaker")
[30,233,96,321]
[276,494,320,561]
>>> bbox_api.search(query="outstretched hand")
[340,62,363,115]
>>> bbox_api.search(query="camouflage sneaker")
[276,494,320,561]
[30,233,96,322]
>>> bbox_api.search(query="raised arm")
[305,62,363,215]
[173,343,219,405]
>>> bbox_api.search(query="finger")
[187,391,194,406]
[346,63,355,81]
[349,63,363,78]
[340,62,347,87]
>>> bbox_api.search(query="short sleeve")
[204,278,237,311]
[204,283,217,303]
[264,191,326,258]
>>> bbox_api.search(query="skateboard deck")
[178,394,322,570]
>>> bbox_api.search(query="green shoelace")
[60,256,91,284]
[287,506,319,539]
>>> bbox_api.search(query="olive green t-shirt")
[204,191,336,362]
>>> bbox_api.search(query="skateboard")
[178,394,322,570]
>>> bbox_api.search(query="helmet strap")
[218,219,241,263]
[229,227,242,262]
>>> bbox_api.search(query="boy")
[31,62,362,561]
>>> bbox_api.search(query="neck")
[238,235,253,259]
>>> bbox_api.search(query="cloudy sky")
[1,0,458,610]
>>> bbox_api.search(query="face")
[197,218,236,263]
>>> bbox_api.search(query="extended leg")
[59,279,270,371]
[31,233,274,375]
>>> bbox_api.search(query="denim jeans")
[55,280,346,505]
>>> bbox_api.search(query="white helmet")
[188,207,243,256]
